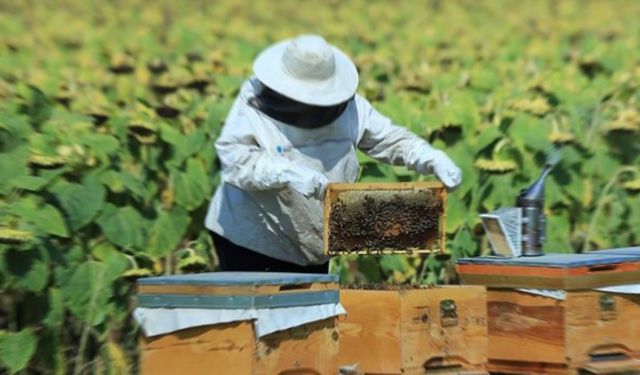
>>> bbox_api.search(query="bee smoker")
[480,148,562,258]
[516,161,556,256]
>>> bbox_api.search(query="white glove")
[280,164,329,199]
[416,148,462,190]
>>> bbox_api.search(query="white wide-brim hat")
[253,35,359,106]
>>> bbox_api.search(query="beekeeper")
[205,35,462,273]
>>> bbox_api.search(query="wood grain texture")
[137,281,337,295]
[458,262,640,277]
[255,318,339,375]
[140,321,254,375]
[459,268,640,290]
[488,359,570,375]
[487,289,640,374]
[401,286,487,372]
[565,291,640,367]
[338,290,403,373]
[487,289,566,363]
[339,286,487,374]
[141,318,339,375]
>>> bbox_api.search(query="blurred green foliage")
[1,0,640,372]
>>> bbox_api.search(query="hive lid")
[136,272,339,309]
[137,272,338,286]
[588,247,640,256]
[456,253,640,290]
[456,253,640,268]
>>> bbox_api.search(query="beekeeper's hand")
[281,164,329,199]
[416,148,462,190]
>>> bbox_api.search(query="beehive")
[324,182,447,255]
[457,253,640,290]
[137,272,341,375]
[338,285,488,374]
[487,288,640,374]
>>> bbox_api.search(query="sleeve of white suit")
[355,95,462,189]
[215,89,327,197]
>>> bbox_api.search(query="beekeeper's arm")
[215,93,327,198]
[356,95,462,189]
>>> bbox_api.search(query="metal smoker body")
[516,164,553,256]
[480,150,560,258]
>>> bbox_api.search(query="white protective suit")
[205,78,460,265]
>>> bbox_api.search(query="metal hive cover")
[136,272,339,309]
[137,272,338,286]
[588,247,640,256]
[457,253,640,268]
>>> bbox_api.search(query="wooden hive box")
[487,288,640,374]
[136,272,341,375]
[338,285,488,374]
[324,182,447,256]
[457,253,640,290]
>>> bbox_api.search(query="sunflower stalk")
[582,166,639,252]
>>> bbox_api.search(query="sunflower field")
[1,0,639,373]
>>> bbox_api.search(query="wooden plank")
[491,357,640,375]
[402,367,488,375]
[565,291,640,368]
[488,359,570,375]
[141,318,340,375]
[338,290,403,373]
[487,289,640,374]
[487,289,566,364]
[140,321,254,375]
[137,281,338,295]
[579,358,640,374]
[457,262,640,278]
[328,181,445,192]
[400,286,488,372]
[327,248,440,255]
[255,318,339,375]
[339,287,487,374]
[458,253,640,267]
[459,270,640,290]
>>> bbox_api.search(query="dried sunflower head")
[54,84,79,106]
[186,62,212,91]
[157,89,193,118]
[72,91,113,125]
[622,179,640,193]
[109,52,135,74]
[510,98,551,116]
[127,103,157,143]
[549,131,575,145]
[28,154,67,169]
[121,268,153,282]
[177,255,208,273]
[0,228,33,244]
[475,158,517,173]
[150,67,190,95]
[127,122,156,144]
[603,109,640,133]
[147,58,168,74]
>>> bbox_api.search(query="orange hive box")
[338,285,488,374]
[137,272,341,375]
[456,253,640,290]
[487,288,640,374]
